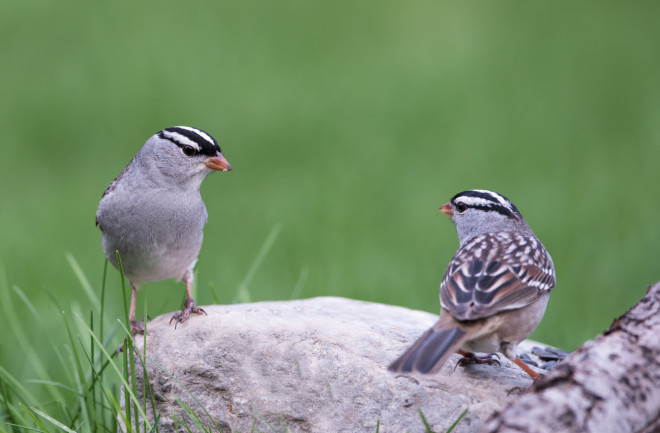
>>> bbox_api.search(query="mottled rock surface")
[128,297,553,433]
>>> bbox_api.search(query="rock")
[126,297,556,433]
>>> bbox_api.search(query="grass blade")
[66,253,100,309]
[0,266,65,411]
[31,408,77,433]
[0,365,38,404]
[289,267,308,300]
[419,408,433,433]
[233,224,282,303]
[18,404,51,433]
[446,407,468,433]
[73,313,152,432]
[145,359,221,433]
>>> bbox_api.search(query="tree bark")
[483,281,660,433]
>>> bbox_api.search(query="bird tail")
[388,321,470,374]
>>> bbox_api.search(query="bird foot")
[169,297,207,329]
[130,319,145,336]
[455,352,501,369]
[116,318,147,353]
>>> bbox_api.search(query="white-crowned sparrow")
[388,189,555,380]
[96,126,232,334]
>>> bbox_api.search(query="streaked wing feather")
[440,232,555,321]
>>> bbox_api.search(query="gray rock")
[127,297,552,433]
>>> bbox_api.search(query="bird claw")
[130,319,145,336]
[169,298,207,329]
[455,352,501,369]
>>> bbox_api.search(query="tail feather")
[388,323,468,374]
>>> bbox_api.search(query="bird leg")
[512,357,540,380]
[455,349,540,380]
[129,285,144,336]
[169,279,207,329]
[455,349,501,368]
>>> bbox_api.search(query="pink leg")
[129,284,144,336]
[513,357,540,380]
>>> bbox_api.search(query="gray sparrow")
[96,126,231,335]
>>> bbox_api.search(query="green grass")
[418,407,467,433]
[0,261,121,433]
[0,258,226,433]
[2,1,660,428]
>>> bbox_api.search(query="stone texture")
[128,297,552,433]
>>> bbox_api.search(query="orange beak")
[205,152,232,172]
[439,202,453,217]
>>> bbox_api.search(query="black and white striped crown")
[451,189,522,219]
[158,126,221,157]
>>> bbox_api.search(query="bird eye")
[182,145,197,157]
[456,202,468,213]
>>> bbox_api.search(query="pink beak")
[439,202,453,217]
[205,152,232,172]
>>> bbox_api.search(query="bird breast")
[99,189,208,283]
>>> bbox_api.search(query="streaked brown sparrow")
[388,189,555,380]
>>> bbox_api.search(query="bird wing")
[440,232,555,321]
[96,158,136,228]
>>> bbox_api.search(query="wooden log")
[482,281,660,433]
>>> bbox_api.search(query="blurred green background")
[1,0,659,385]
